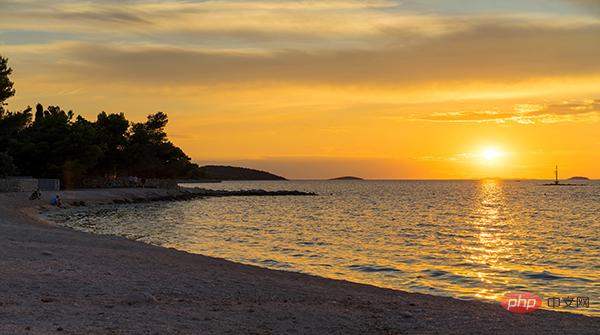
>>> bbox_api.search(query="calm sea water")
[47,180,600,315]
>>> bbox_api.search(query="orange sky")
[1,0,600,179]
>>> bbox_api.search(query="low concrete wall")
[0,178,61,192]
[0,178,39,192]
[38,178,61,191]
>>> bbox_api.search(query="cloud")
[16,19,598,87]
[419,99,600,124]
[0,0,418,42]
[561,0,600,11]
[2,1,597,48]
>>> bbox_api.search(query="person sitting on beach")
[50,194,62,207]
[29,188,41,200]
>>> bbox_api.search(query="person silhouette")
[29,188,41,200]
[51,194,61,207]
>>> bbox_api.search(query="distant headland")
[198,165,286,181]
[329,176,364,180]
[568,176,590,181]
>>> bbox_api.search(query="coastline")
[0,189,598,334]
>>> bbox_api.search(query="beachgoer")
[51,194,61,207]
[29,188,41,200]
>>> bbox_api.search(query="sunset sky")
[1,0,599,179]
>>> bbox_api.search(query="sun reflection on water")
[465,179,514,300]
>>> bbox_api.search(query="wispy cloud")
[0,0,436,45]
[3,1,599,89]
[561,0,600,12]
[2,1,598,48]
[419,99,600,124]
[4,17,600,90]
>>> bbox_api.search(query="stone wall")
[0,178,61,192]
[38,179,61,191]
[0,178,39,192]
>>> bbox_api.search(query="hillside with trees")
[0,55,203,187]
[198,165,286,180]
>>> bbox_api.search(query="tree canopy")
[0,55,203,186]
[0,56,15,108]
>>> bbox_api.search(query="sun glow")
[483,149,501,161]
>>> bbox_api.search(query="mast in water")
[555,165,559,185]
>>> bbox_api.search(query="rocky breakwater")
[108,188,317,205]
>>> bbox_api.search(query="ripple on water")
[296,241,332,246]
[251,259,293,269]
[420,269,482,284]
[348,264,401,273]
[520,270,594,283]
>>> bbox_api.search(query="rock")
[42,251,53,256]
[124,292,157,305]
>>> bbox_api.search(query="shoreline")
[33,187,317,208]
[1,189,598,334]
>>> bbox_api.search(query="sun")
[482,149,500,161]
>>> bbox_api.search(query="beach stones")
[40,296,54,303]
[124,292,157,305]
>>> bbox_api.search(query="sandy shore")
[0,189,598,334]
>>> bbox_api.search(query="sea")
[46,180,600,316]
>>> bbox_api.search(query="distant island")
[568,176,590,180]
[198,165,286,180]
[329,176,364,180]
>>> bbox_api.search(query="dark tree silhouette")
[0,56,15,108]
[0,151,17,177]
[95,111,129,176]
[34,103,44,122]
[125,112,198,178]
[0,55,203,186]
